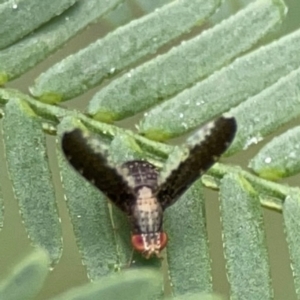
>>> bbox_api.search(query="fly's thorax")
[130,186,167,258]
[121,160,159,191]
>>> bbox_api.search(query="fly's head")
[131,231,168,259]
[130,186,168,258]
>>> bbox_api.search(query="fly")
[61,115,237,258]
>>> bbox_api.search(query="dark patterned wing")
[62,128,135,212]
[157,116,237,209]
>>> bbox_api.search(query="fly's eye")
[159,232,168,250]
[131,234,145,252]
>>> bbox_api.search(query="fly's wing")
[157,116,237,209]
[61,128,135,212]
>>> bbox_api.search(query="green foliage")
[0,249,49,300]
[249,126,300,179]
[30,0,221,102]
[0,0,300,299]
[139,28,300,139]
[220,174,272,299]
[3,99,62,264]
[87,0,285,123]
[0,0,77,50]
[164,180,212,296]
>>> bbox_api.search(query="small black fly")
[62,115,237,258]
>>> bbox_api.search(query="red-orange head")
[131,232,168,258]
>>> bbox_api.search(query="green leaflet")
[109,133,146,165]
[283,194,300,299]
[227,66,300,155]
[30,0,220,102]
[2,98,62,264]
[0,249,49,300]
[0,0,123,85]
[219,174,273,299]
[139,28,300,140]
[164,180,212,296]
[171,293,224,300]
[49,269,162,300]
[87,0,286,123]
[0,0,77,50]
[249,126,300,180]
